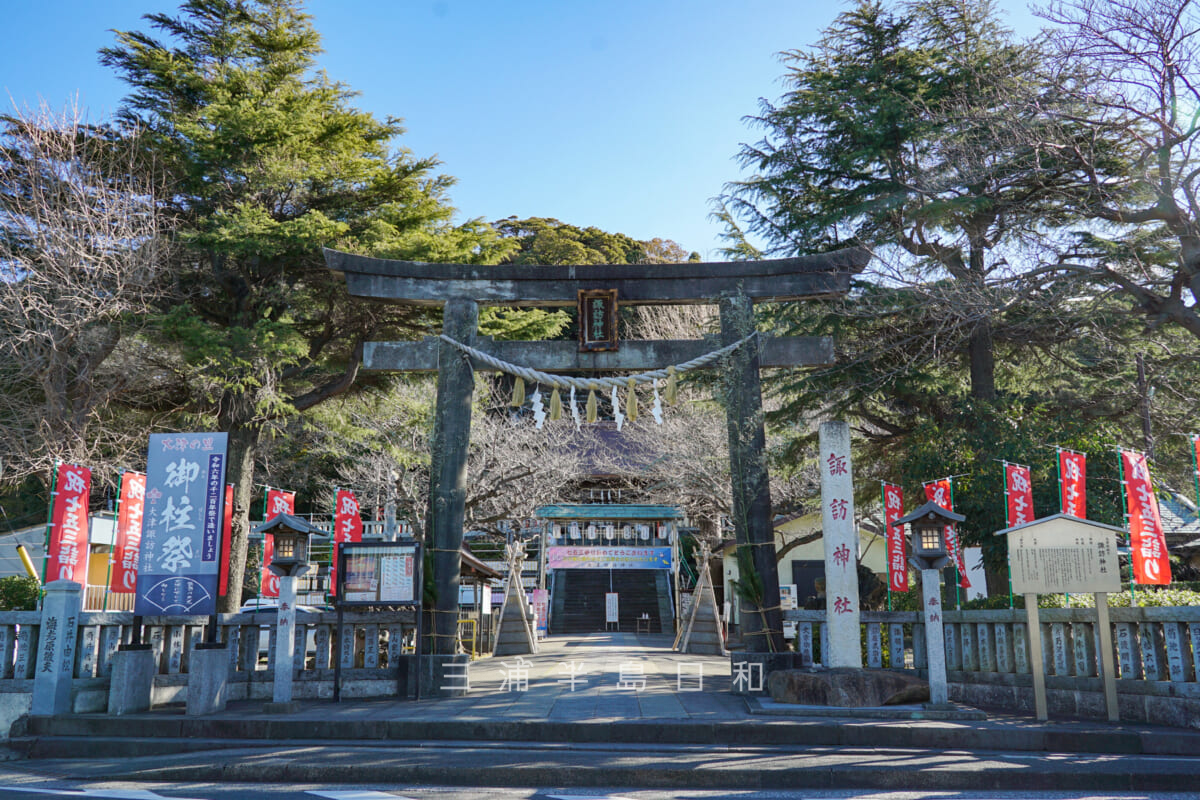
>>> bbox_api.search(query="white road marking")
[544,795,638,800]
[0,788,203,800]
[306,792,416,800]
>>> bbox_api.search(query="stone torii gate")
[324,247,869,655]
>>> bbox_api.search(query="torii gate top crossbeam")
[324,247,870,306]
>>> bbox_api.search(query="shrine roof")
[535,504,684,520]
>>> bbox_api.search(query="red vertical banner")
[1059,450,1087,518]
[1121,450,1171,585]
[882,483,907,592]
[330,489,363,597]
[109,472,145,593]
[218,484,233,596]
[1191,434,1200,514]
[1004,463,1033,527]
[48,463,91,584]
[924,478,970,588]
[261,489,295,598]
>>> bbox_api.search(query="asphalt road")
[0,773,1198,800]
[3,741,1200,796]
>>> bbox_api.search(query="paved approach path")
[422,632,738,721]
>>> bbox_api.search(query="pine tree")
[102,0,511,609]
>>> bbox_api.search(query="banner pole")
[883,481,892,612]
[39,461,60,604]
[949,477,960,610]
[1118,449,1136,605]
[104,471,123,612]
[1192,435,1200,524]
[1003,462,1015,609]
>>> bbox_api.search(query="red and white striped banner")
[109,472,145,593]
[883,483,907,592]
[330,489,363,597]
[1058,449,1086,518]
[1120,450,1171,585]
[924,478,970,588]
[1004,462,1033,528]
[261,488,295,598]
[48,463,91,584]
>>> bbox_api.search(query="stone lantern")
[896,501,964,571]
[256,513,321,578]
[890,500,965,708]
[252,513,326,709]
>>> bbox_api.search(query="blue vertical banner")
[135,433,228,615]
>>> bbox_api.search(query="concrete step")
[12,712,1200,757]
[7,738,1200,792]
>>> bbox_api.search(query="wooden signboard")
[1007,517,1121,595]
[578,289,618,352]
[998,514,1125,722]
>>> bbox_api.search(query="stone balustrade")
[782,606,1200,727]
[0,607,418,719]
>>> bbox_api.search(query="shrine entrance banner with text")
[110,472,145,593]
[1121,449,1171,585]
[1059,450,1086,518]
[882,483,907,592]
[330,489,363,597]
[1004,463,1033,528]
[48,463,91,585]
[547,546,672,570]
[135,433,227,615]
[261,488,295,598]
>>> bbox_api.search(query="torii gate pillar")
[428,298,478,655]
[720,293,784,653]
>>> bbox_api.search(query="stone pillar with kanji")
[820,421,862,668]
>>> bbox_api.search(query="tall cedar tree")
[722,0,1092,403]
[101,0,511,609]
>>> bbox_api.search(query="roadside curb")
[13,711,1200,757]
[12,741,1199,793]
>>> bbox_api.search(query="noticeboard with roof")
[996,514,1123,595]
[336,540,422,606]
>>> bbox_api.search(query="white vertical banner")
[819,421,862,668]
[963,547,988,601]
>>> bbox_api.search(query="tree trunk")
[966,242,997,402]
[217,418,261,613]
[968,320,997,402]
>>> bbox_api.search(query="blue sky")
[1,1,1041,260]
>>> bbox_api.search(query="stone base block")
[186,644,230,716]
[728,652,812,695]
[262,701,302,714]
[768,667,929,707]
[393,653,471,698]
[108,646,155,715]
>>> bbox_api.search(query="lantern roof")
[251,513,329,538]
[891,500,965,527]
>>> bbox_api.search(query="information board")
[336,540,421,606]
[605,592,619,623]
[1005,516,1121,594]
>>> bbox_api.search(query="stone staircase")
[551,569,665,634]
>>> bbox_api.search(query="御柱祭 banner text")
[135,433,228,614]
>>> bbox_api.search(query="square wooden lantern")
[891,500,965,571]
[253,513,327,578]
